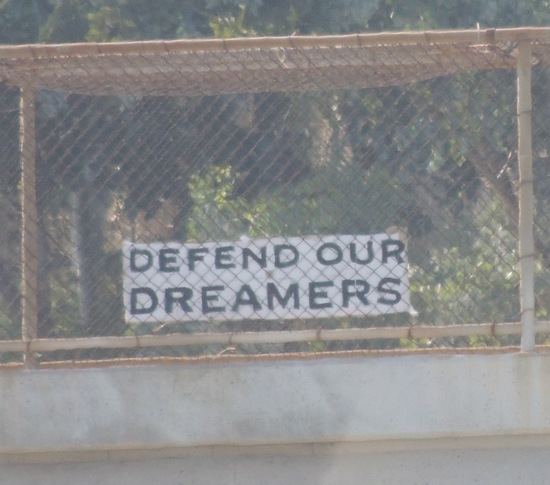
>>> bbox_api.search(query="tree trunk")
[70,180,109,335]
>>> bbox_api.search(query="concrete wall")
[2,352,550,483]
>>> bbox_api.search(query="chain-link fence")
[1,29,549,365]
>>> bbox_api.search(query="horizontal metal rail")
[2,321,550,355]
[1,27,550,59]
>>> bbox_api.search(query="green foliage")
[86,5,137,41]
[187,166,250,241]
[0,0,52,43]
[380,0,550,30]
[410,199,519,324]
[209,4,255,38]
[39,0,89,42]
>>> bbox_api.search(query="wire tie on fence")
[288,35,296,49]
[277,47,287,65]
[316,328,322,342]
[519,252,536,260]
[128,326,141,349]
[422,31,430,44]
[520,307,536,316]
[28,45,39,60]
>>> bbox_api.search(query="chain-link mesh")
[1,32,547,364]
[532,47,550,339]
[0,87,20,350]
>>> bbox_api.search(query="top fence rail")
[2,27,549,366]
[1,28,550,96]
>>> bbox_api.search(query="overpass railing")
[1,28,549,366]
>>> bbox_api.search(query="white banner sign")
[123,234,415,323]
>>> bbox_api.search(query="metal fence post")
[20,85,39,368]
[517,41,536,352]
